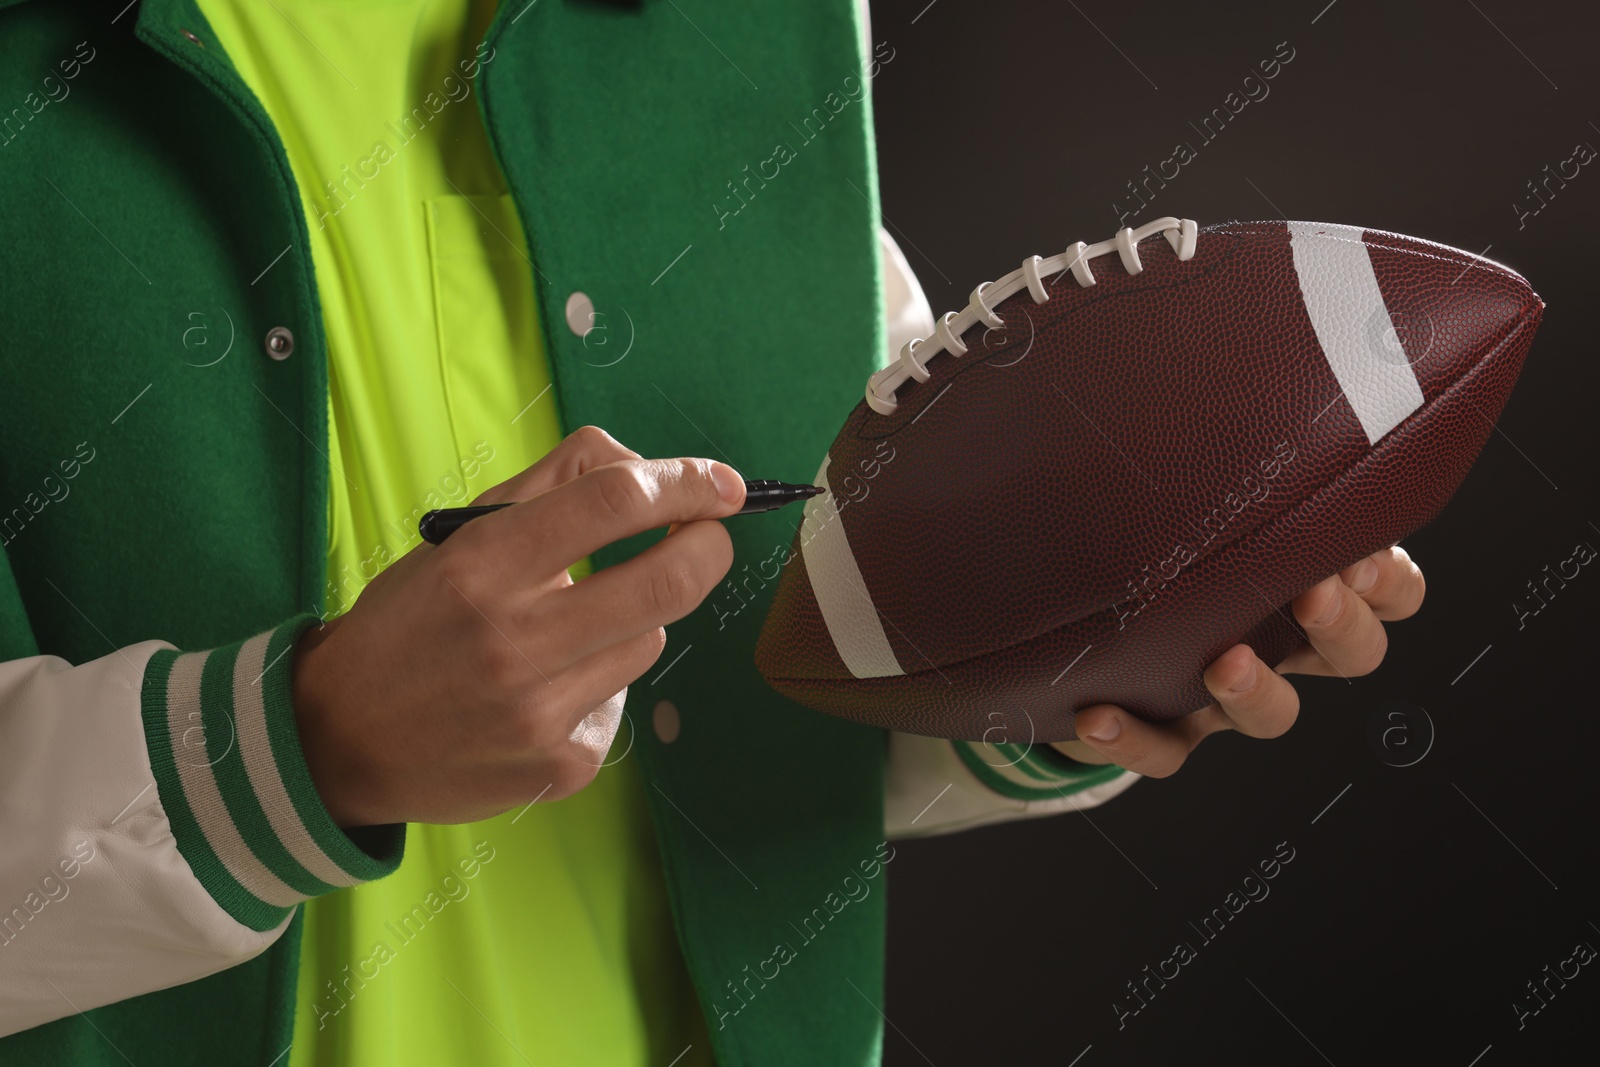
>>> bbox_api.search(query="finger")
[555,628,666,734]
[549,633,663,776]
[1202,643,1300,739]
[1339,545,1425,621]
[532,519,734,669]
[488,628,665,758]
[1071,702,1233,779]
[1279,573,1388,677]
[437,630,662,819]
[511,457,746,574]
[471,425,641,506]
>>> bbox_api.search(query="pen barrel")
[419,481,820,541]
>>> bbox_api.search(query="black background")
[869,1,1598,1064]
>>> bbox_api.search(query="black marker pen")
[418,478,824,545]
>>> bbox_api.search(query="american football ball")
[754,217,1542,742]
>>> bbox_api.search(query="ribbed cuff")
[140,614,405,931]
[951,739,1127,802]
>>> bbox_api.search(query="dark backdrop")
[868,2,1598,1063]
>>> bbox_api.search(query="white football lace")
[865,216,1200,415]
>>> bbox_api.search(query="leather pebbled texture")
[755,221,1542,741]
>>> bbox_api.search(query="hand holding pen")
[291,428,826,829]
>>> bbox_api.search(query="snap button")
[264,326,294,360]
[652,700,680,744]
[179,28,205,48]
[565,291,595,338]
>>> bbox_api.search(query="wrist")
[291,616,370,828]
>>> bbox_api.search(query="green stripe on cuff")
[201,632,334,897]
[952,739,1127,802]
[1021,742,1128,782]
[258,617,403,882]
[141,648,293,932]
[992,742,1060,782]
[139,615,405,931]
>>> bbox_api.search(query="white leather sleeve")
[874,225,1139,840]
[0,643,288,1037]
[885,731,1142,838]
[0,615,404,1038]
[878,227,935,364]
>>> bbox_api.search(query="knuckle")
[570,425,637,467]
[592,464,652,522]
[571,424,640,461]
[646,559,700,619]
[570,424,611,449]
[435,543,489,596]
[437,526,512,591]
[434,551,472,595]
[474,639,525,689]
[674,457,720,505]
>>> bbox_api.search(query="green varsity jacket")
[0,1,1129,1063]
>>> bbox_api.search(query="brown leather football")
[754,218,1542,742]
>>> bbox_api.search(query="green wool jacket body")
[0,0,898,1063]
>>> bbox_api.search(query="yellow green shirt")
[190,1,711,1063]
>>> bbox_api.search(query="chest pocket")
[423,192,553,466]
